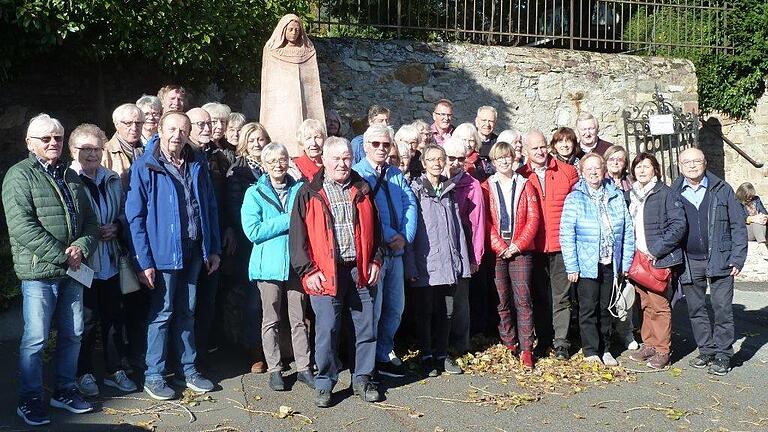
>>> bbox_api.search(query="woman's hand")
[567,272,579,283]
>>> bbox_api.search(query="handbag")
[119,255,141,295]
[627,250,671,294]
[608,277,636,320]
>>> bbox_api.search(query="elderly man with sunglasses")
[353,124,418,378]
[3,114,99,426]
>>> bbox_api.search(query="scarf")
[629,178,658,220]
[588,185,615,263]
[245,155,261,170]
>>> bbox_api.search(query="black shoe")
[377,361,406,378]
[315,389,331,408]
[708,356,731,376]
[420,357,438,377]
[296,370,316,389]
[268,371,285,391]
[440,357,463,375]
[689,354,714,369]
[554,346,570,360]
[353,379,382,402]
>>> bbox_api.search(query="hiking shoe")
[440,357,463,375]
[104,370,137,393]
[554,346,570,360]
[708,356,731,376]
[646,352,671,369]
[296,370,316,389]
[184,372,214,393]
[17,398,50,426]
[520,350,535,369]
[689,354,714,369]
[420,357,438,377]
[628,345,656,363]
[268,371,285,391]
[602,352,619,367]
[388,350,403,367]
[76,373,99,397]
[353,379,382,402]
[315,389,331,408]
[144,378,175,400]
[50,388,93,414]
[583,355,602,364]
[377,361,406,378]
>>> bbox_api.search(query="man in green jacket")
[2,113,99,426]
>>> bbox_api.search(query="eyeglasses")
[212,119,227,125]
[425,157,445,163]
[30,135,63,144]
[192,121,212,129]
[433,112,453,118]
[74,147,103,154]
[369,141,391,149]
[120,120,144,128]
[143,111,161,119]
[607,157,625,163]
[264,157,289,166]
[447,156,466,163]
[493,155,514,162]
[680,159,705,167]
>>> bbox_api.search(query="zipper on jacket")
[43,173,74,245]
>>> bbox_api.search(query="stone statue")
[260,14,325,157]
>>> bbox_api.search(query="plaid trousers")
[494,254,535,351]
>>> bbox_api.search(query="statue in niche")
[260,14,325,157]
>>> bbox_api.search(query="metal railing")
[308,0,732,55]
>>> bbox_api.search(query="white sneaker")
[627,340,640,350]
[104,370,138,393]
[76,373,99,397]
[602,352,619,367]
[583,355,602,364]
[387,350,403,367]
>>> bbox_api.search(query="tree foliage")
[0,0,310,89]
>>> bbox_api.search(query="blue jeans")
[19,278,84,401]
[310,266,375,391]
[145,240,203,381]
[373,255,404,362]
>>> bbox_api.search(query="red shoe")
[520,350,535,369]
[505,344,518,356]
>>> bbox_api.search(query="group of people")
[3,86,750,426]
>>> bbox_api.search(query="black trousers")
[123,286,150,371]
[77,275,128,376]
[576,264,614,357]
[681,258,735,358]
[412,284,456,359]
[531,252,571,349]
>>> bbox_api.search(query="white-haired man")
[102,103,145,186]
[475,106,498,156]
[575,112,613,157]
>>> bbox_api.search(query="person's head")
[261,142,290,182]
[411,119,431,149]
[186,108,212,148]
[432,99,454,132]
[325,110,342,136]
[489,141,516,177]
[549,127,578,159]
[579,153,606,189]
[136,95,162,137]
[497,129,523,160]
[112,103,145,145]
[322,137,353,183]
[226,112,246,145]
[475,106,498,139]
[523,129,549,168]
[158,111,191,156]
[237,122,271,159]
[443,136,467,177]
[297,118,326,159]
[26,114,64,163]
[284,19,304,46]
[367,105,391,127]
[678,148,707,183]
[201,102,231,142]
[363,124,394,167]
[452,123,482,154]
[631,152,662,186]
[69,123,107,174]
[736,182,758,204]
[387,141,400,168]
[576,112,600,148]
[395,124,420,155]
[421,144,447,179]
[604,145,629,178]
[396,141,411,173]
[157,84,186,112]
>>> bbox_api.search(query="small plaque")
[649,114,675,135]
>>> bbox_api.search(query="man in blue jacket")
[125,111,222,400]
[353,124,417,378]
[672,148,747,376]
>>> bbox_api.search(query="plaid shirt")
[323,175,357,262]
[37,156,77,238]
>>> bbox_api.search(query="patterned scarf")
[245,155,260,170]
[588,185,615,262]
[629,178,658,220]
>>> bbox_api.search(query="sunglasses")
[447,156,466,163]
[369,141,391,149]
[31,135,63,144]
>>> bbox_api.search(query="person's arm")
[401,173,419,244]
[70,184,99,260]
[559,193,580,276]
[648,190,687,259]
[241,186,290,244]
[620,201,636,273]
[468,180,486,264]
[124,163,155,270]
[289,187,318,278]
[727,187,749,270]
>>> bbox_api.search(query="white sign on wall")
[649,114,675,135]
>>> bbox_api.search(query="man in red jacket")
[290,137,383,408]
[517,129,579,360]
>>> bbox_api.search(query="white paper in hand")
[67,263,94,288]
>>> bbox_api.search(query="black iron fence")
[308,0,731,55]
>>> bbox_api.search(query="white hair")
[442,136,467,156]
[452,122,482,152]
[363,124,394,144]
[395,124,419,144]
[201,102,232,119]
[576,111,600,130]
[26,113,63,138]
[136,95,161,112]
[476,105,498,118]
[261,142,289,163]
[112,103,143,124]
[323,136,351,154]
[496,129,521,144]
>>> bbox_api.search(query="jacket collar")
[308,167,371,195]
[574,177,621,199]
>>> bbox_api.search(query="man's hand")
[470,263,479,274]
[306,271,326,294]
[206,254,221,275]
[368,262,381,286]
[730,266,741,277]
[387,234,406,252]
[140,268,156,289]
[567,272,579,283]
[98,223,119,241]
[507,243,520,257]
[64,246,83,270]
[222,228,237,255]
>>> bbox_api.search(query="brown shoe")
[646,352,671,369]
[628,345,656,363]
[250,347,266,374]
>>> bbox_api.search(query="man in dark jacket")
[672,148,747,376]
[576,112,613,157]
[290,137,383,408]
[3,114,99,426]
